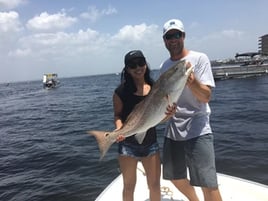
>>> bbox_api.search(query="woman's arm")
[113,93,125,142]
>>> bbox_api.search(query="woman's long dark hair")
[120,61,154,94]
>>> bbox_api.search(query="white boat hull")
[95,162,268,201]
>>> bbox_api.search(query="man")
[160,19,222,201]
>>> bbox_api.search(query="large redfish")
[88,60,192,159]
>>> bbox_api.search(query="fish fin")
[135,131,147,144]
[87,130,113,160]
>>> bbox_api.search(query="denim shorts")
[162,134,218,188]
[118,141,159,159]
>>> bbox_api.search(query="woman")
[113,50,161,201]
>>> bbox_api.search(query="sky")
[1,0,268,83]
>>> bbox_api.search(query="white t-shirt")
[160,50,215,141]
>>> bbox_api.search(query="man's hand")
[165,102,177,116]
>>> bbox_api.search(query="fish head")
[160,60,193,92]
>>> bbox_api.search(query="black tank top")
[114,84,157,145]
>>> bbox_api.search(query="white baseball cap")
[163,19,185,36]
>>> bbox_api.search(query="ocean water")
[0,73,267,201]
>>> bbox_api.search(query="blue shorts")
[162,134,218,188]
[118,142,159,159]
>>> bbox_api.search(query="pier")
[212,64,268,80]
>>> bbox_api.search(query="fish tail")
[87,130,113,160]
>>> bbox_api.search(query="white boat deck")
[95,162,268,201]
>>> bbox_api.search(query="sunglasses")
[127,59,146,69]
[164,32,182,40]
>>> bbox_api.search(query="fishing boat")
[43,73,60,89]
[95,162,268,201]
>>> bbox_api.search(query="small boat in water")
[95,162,268,201]
[43,73,60,89]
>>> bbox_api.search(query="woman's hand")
[116,134,125,142]
[114,128,125,142]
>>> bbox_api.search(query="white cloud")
[80,5,117,22]
[26,11,77,32]
[187,29,253,60]
[0,0,26,9]
[113,23,158,41]
[8,48,31,57]
[26,29,97,47]
[0,11,22,32]
[4,23,164,80]
[221,29,244,38]
[9,23,158,59]
[8,28,102,60]
[0,11,23,54]
[197,29,245,41]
